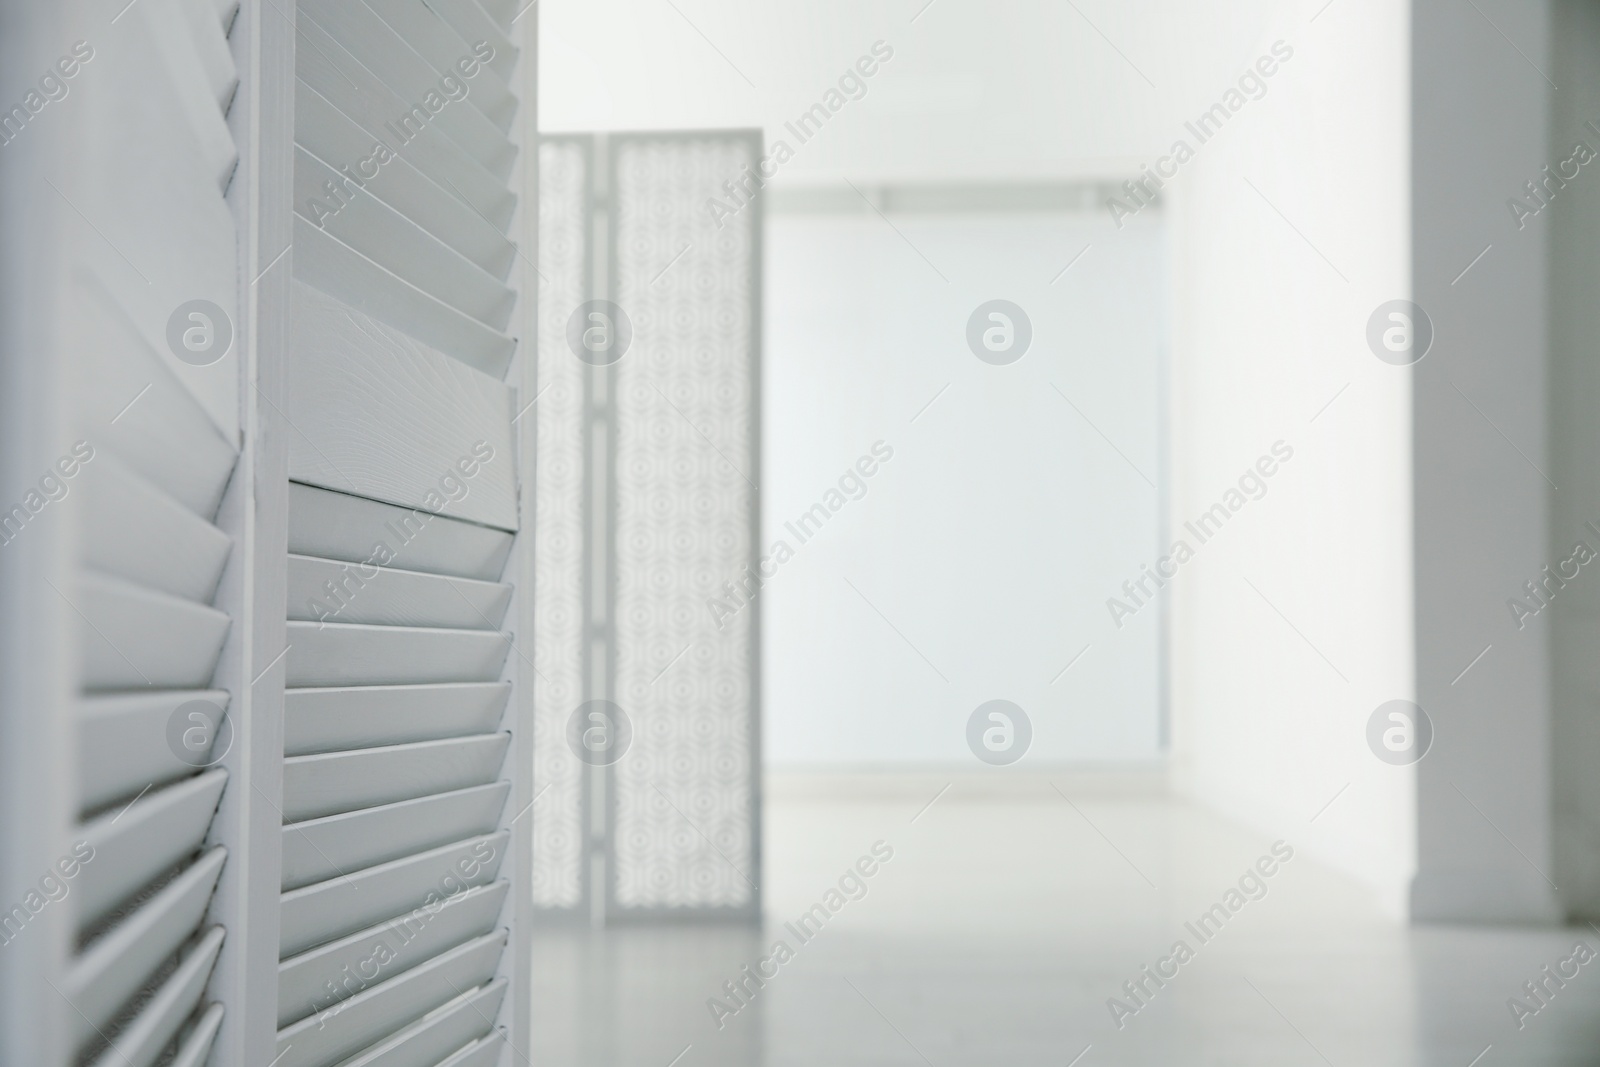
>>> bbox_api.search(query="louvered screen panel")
[284,0,526,1060]
[53,0,244,1063]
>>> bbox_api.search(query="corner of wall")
[1166,0,1417,919]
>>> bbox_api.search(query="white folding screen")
[281,0,532,1064]
[0,0,530,1063]
[52,1,241,1064]
[0,0,290,1063]
[534,132,761,923]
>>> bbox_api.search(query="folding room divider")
[0,1,536,1064]
[533,132,763,924]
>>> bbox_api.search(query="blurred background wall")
[1164,0,1416,917]
[540,1,1285,184]
[1549,0,1600,921]
[539,0,1600,924]
[538,0,1284,768]
[763,203,1162,767]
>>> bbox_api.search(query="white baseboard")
[764,764,1169,802]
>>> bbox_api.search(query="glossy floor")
[532,775,1600,1065]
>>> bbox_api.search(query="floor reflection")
[532,776,1600,1066]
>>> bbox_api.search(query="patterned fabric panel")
[611,136,758,911]
[532,139,588,909]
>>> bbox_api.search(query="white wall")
[540,0,1580,920]
[1549,0,1600,921]
[1408,0,1559,923]
[540,0,1281,184]
[540,1,1293,770]
[762,208,1164,768]
[1166,1,1417,916]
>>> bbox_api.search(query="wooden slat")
[72,19,240,439]
[284,682,510,757]
[279,832,506,957]
[294,17,515,229]
[296,148,515,329]
[437,1033,504,1067]
[75,275,239,519]
[273,930,506,1067]
[286,622,510,688]
[288,483,513,584]
[363,0,516,131]
[78,572,231,692]
[72,267,239,466]
[276,881,506,1027]
[285,282,516,524]
[64,848,225,1042]
[288,554,511,630]
[77,689,229,815]
[296,85,515,278]
[75,770,228,931]
[283,734,509,823]
[85,926,224,1067]
[168,1001,224,1067]
[175,0,240,111]
[80,453,233,604]
[282,782,509,889]
[331,977,506,1067]
[424,0,517,81]
[294,219,516,381]
[125,0,238,189]
[299,0,515,177]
